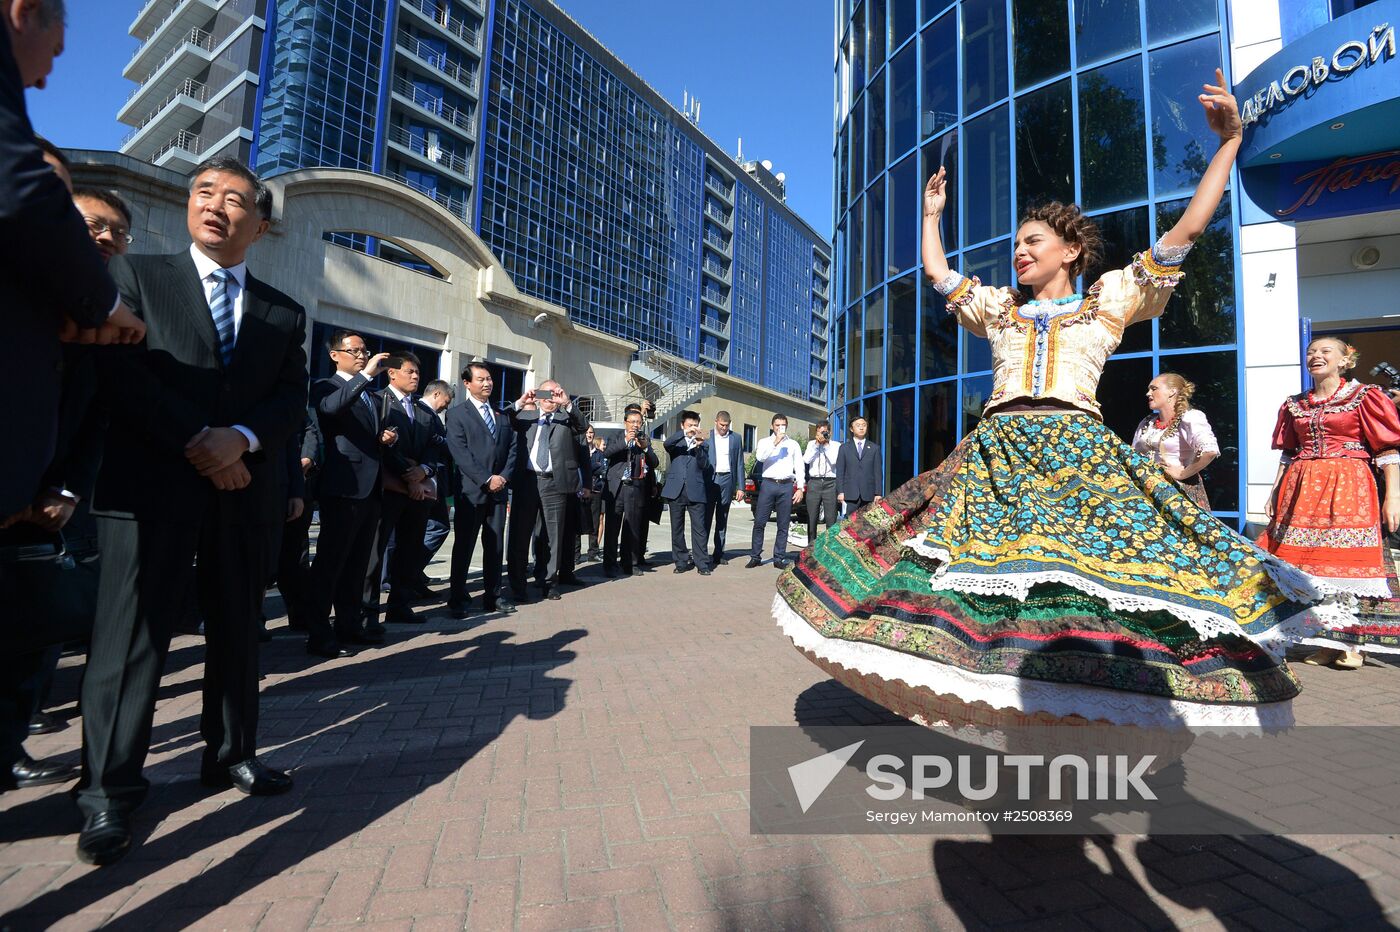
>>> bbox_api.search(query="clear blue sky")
[26,0,835,236]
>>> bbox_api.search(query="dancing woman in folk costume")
[774,70,1347,730]
[1258,337,1400,671]
[1132,374,1219,510]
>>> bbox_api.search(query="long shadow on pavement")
[4,627,584,929]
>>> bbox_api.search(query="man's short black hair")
[680,409,700,424]
[189,156,273,220]
[422,379,453,397]
[817,420,831,430]
[624,402,643,415]
[73,186,133,225]
[851,414,868,425]
[34,134,69,171]
[386,351,420,370]
[461,361,492,382]
[326,329,364,352]
[771,413,788,426]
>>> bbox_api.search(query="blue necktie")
[480,402,496,437]
[208,268,236,365]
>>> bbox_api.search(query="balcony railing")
[701,288,729,308]
[703,230,729,252]
[387,124,474,179]
[152,129,203,162]
[392,76,476,134]
[122,78,208,146]
[127,27,214,98]
[704,173,733,200]
[129,0,207,54]
[702,257,729,281]
[400,0,482,50]
[397,30,479,92]
[704,202,731,226]
[389,171,470,218]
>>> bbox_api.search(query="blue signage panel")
[1236,0,1400,169]
[1241,148,1400,221]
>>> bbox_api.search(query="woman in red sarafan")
[1258,336,1400,670]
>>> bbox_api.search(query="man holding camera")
[604,408,659,576]
[803,420,840,544]
[506,380,587,601]
[748,414,805,569]
[662,410,711,575]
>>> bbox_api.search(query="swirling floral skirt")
[775,412,1350,728]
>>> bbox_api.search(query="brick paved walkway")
[5,511,1400,930]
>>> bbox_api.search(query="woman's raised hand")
[1199,67,1241,142]
[923,167,947,219]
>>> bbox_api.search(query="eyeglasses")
[335,347,371,357]
[82,217,133,244]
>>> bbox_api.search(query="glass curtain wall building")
[833,0,1243,516]
[476,0,831,396]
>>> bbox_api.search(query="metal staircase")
[576,345,717,428]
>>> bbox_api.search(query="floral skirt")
[774,413,1350,729]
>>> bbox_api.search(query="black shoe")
[495,599,517,613]
[712,556,729,566]
[401,584,433,601]
[745,558,763,568]
[6,755,78,789]
[447,601,472,620]
[385,609,422,625]
[307,640,355,659]
[697,568,712,576]
[637,559,653,569]
[674,563,694,574]
[202,758,293,796]
[76,811,131,866]
[774,560,792,570]
[557,573,582,585]
[544,589,561,601]
[28,711,63,736]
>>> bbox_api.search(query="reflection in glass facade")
[833,0,1241,514]
[478,0,831,393]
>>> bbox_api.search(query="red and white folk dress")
[1257,379,1400,652]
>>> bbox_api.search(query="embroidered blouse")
[933,240,1189,418]
[1271,379,1400,468]
[1131,408,1220,470]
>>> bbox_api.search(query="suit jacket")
[702,430,744,490]
[1,27,119,515]
[297,406,322,502]
[374,388,438,484]
[91,251,307,524]
[445,398,515,506]
[312,372,384,501]
[509,405,587,493]
[602,435,658,498]
[835,439,884,503]
[282,429,306,502]
[662,431,709,502]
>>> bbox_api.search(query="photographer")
[803,420,840,543]
[603,409,658,576]
[662,410,711,574]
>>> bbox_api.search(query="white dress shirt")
[754,435,805,489]
[804,439,837,478]
[713,430,732,472]
[192,244,258,450]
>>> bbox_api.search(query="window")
[888,42,918,159]
[743,424,756,452]
[1149,36,1220,198]
[1014,79,1073,211]
[1012,0,1069,90]
[887,153,919,275]
[1157,194,1235,349]
[887,273,917,387]
[920,13,958,139]
[962,105,1009,244]
[962,0,1008,114]
[1075,0,1140,65]
[1078,56,1146,210]
[864,289,885,395]
[1146,0,1217,43]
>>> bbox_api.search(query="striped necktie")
[480,401,496,436]
[208,268,236,365]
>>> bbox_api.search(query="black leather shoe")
[745,558,763,568]
[544,589,561,601]
[713,556,729,566]
[495,599,517,614]
[7,755,77,789]
[202,758,293,796]
[774,560,792,570]
[385,609,422,625]
[76,811,131,866]
[697,568,712,576]
[637,559,653,570]
[28,710,63,736]
[306,641,355,659]
[674,563,694,574]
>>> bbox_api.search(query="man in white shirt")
[747,414,805,569]
[803,420,840,543]
[702,410,745,565]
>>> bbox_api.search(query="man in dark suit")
[835,415,884,515]
[364,352,438,626]
[446,362,516,617]
[267,408,320,631]
[603,408,658,577]
[74,157,307,866]
[301,331,396,657]
[702,410,745,566]
[506,380,587,601]
[1,3,146,523]
[414,378,455,585]
[662,410,712,575]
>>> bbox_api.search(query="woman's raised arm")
[1160,68,1241,250]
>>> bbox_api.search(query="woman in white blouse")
[1132,373,1219,509]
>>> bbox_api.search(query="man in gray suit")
[835,415,884,515]
[702,410,744,565]
[662,410,711,575]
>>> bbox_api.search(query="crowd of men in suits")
[0,0,885,872]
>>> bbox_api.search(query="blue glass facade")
[835,0,1244,515]
[477,0,831,394]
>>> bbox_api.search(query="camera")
[1372,361,1400,390]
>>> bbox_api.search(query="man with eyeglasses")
[73,187,133,262]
